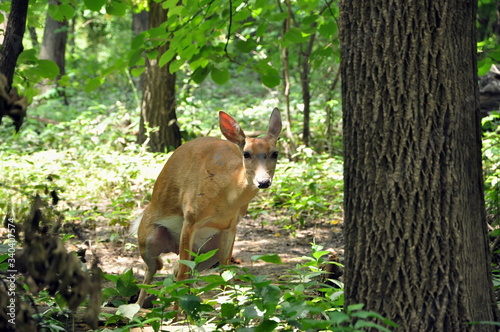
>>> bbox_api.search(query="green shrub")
[101,245,396,331]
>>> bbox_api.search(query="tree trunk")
[0,0,28,88]
[39,0,68,102]
[28,26,39,47]
[132,9,148,91]
[340,0,499,331]
[137,1,181,152]
[325,68,340,154]
[132,10,148,39]
[298,35,314,147]
[40,0,68,80]
[280,0,296,156]
[0,0,29,130]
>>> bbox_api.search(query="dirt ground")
[87,214,345,285]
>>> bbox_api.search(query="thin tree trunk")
[340,0,499,330]
[298,34,314,147]
[39,0,68,103]
[68,15,76,57]
[132,10,148,91]
[280,0,296,155]
[138,1,181,152]
[28,26,38,47]
[325,68,340,154]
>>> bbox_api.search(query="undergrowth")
[98,245,396,332]
[0,93,344,233]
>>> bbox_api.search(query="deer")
[133,108,282,307]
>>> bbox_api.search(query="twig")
[224,0,233,56]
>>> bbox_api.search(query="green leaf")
[159,48,176,68]
[261,72,280,88]
[178,294,202,312]
[162,0,178,10]
[191,66,211,83]
[298,0,319,11]
[301,318,332,330]
[128,49,143,67]
[242,304,260,319]
[318,21,338,38]
[131,33,145,50]
[284,27,307,44]
[328,310,350,324]
[221,303,238,319]
[106,0,128,16]
[36,60,60,79]
[478,57,493,76]
[131,67,145,77]
[117,303,141,320]
[85,77,104,93]
[84,0,106,11]
[347,303,365,312]
[221,269,236,282]
[54,292,67,308]
[354,320,392,332]
[178,259,196,270]
[236,39,257,53]
[251,254,282,264]
[102,273,120,283]
[256,23,268,37]
[254,0,268,8]
[211,67,230,85]
[233,8,251,22]
[18,49,37,62]
[146,50,158,60]
[269,12,289,21]
[303,14,319,26]
[256,319,278,332]
[48,4,75,21]
[116,269,139,297]
[169,59,184,73]
[60,4,75,19]
[194,249,218,264]
[312,250,330,260]
[0,254,8,270]
[57,75,70,87]
[102,287,120,300]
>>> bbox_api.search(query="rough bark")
[0,0,28,88]
[137,1,181,152]
[340,0,499,331]
[0,0,29,130]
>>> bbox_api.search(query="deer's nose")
[257,179,272,189]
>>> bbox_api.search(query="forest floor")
[88,213,345,289]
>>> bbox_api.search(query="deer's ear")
[219,111,246,147]
[266,108,282,139]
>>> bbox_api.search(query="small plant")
[109,245,396,331]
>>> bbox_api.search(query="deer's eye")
[243,151,251,159]
[271,151,279,159]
